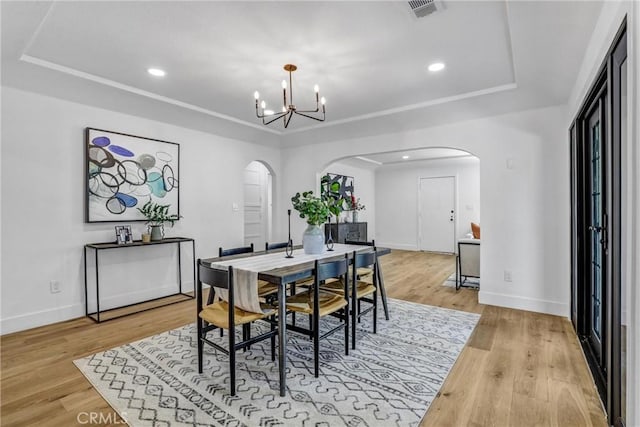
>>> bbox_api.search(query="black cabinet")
[324,222,367,243]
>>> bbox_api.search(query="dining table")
[201,243,390,396]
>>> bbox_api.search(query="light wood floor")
[0,250,607,426]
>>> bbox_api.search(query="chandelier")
[254,64,326,128]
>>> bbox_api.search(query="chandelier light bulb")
[261,100,266,109]
[254,91,260,100]
[282,106,287,112]
[314,84,319,93]
[264,109,274,115]
[321,97,326,105]
[282,80,287,89]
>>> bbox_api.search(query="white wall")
[0,86,282,334]
[280,104,570,318]
[568,2,639,424]
[375,156,480,251]
[320,161,376,239]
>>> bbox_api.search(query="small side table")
[84,237,195,322]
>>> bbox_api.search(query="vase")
[302,224,324,255]
[352,211,359,223]
[149,224,164,241]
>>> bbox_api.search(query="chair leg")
[344,307,349,356]
[197,318,204,374]
[270,316,276,362]
[242,324,248,352]
[352,290,357,351]
[229,327,236,396]
[375,262,390,320]
[291,283,297,327]
[373,290,378,334]
[313,314,320,378]
[357,300,361,323]
[220,328,224,337]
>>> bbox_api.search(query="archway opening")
[322,147,481,297]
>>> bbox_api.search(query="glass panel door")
[587,108,604,363]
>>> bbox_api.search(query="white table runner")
[209,244,367,313]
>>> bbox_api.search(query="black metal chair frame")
[286,256,350,377]
[219,243,254,257]
[265,241,289,252]
[196,259,277,396]
[344,239,389,320]
[350,250,378,349]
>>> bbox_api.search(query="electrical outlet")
[504,270,512,282]
[50,280,61,293]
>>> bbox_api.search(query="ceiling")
[1,1,603,147]
[338,147,474,169]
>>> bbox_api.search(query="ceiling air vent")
[408,0,444,18]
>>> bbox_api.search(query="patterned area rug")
[442,273,480,289]
[74,298,479,427]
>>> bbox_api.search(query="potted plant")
[291,190,330,254]
[137,201,181,241]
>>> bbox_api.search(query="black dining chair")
[321,250,378,349]
[344,239,389,321]
[218,243,279,302]
[265,241,289,252]
[285,256,350,377]
[196,259,277,396]
[219,243,254,257]
[344,239,376,278]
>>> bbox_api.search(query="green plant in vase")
[137,201,181,241]
[291,191,330,254]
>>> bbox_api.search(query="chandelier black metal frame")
[254,64,325,128]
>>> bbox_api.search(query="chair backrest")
[197,259,234,309]
[345,239,375,247]
[315,256,349,282]
[219,243,254,257]
[265,241,288,252]
[353,250,377,269]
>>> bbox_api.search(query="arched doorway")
[243,161,273,248]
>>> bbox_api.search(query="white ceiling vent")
[408,0,445,18]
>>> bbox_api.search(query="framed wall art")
[323,173,354,206]
[85,128,180,223]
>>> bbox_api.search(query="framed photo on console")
[115,225,133,245]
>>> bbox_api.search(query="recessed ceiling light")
[147,68,166,77]
[402,155,410,160]
[427,62,445,72]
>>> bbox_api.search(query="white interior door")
[243,162,269,248]
[419,176,455,253]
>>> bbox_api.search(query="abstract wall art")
[85,128,180,223]
[322,173,354,210]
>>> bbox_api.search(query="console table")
[324,222,367,243]
[84,237,195,322]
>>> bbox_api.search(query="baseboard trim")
[0,303,85,336]
[478,291,569,317]
[376,242,418,251]
[1,281,196,336]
